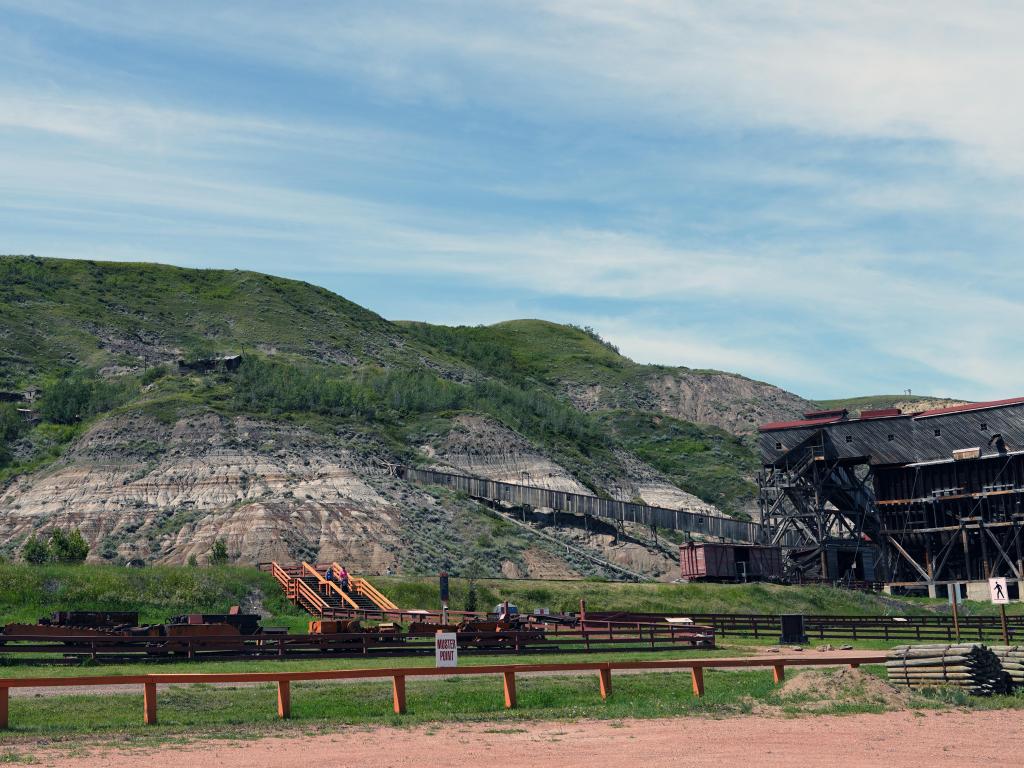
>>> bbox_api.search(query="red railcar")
[679,542,783,582]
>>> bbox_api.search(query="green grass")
[2,664,1021,744]
[2,563,998,633]
[372,575,942,616]
[0,669,776,739]
[0,563,308,630]
[4,563,1017,635]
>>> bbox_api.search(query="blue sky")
[1,2,1022,400]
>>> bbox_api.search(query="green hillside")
[0,256,411,389]
[599,411,758,516]
[0,256,777,517]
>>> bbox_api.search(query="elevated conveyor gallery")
[400,467,764,544]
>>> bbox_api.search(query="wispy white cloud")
[12,1,1024,173]
[1,1,1023,401]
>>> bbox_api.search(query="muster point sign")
[989,577,1009,605]
[435,631,458,667]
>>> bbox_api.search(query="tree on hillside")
[210,538,230,565]
[0,403,26,468]
[21,534,50,564]
[49,528,89,563]
[20,528,90,564]
[39,376,94,424]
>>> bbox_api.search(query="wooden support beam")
[772,664,785,684]
[503,671,517,709]
[690,667,705,697]
[982,525,1023,579]
[886,535,931,582]
[598,668,611,700]
[143,682,157,725]
[277,680,291,719]
[0,687,7,730]
[392,675,406,714]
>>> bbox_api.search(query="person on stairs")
[338,565,350,593]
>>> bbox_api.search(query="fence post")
[598,667,612,700]
[277,680,291,719]
[772,664,785,684]
[691,667,705,697]
[392,675,407,714]
[503,671,517,708]
[0,687,7,729]
[143,682,158,725]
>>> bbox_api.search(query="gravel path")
[20,710,1023,768]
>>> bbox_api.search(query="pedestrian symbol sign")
[989,577,1009,605]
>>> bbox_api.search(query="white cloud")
[2,1,1023,400]
[12,1,1024,174]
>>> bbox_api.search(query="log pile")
[886,644,1012,695]
[990,645,1024,687]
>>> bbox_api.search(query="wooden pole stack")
[885,644,1012,695]
[989,645,1024,687]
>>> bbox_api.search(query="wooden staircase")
[270,561,397,618]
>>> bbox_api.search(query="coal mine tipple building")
[757,397,1024,600]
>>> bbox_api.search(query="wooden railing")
[335,563,398,611]
[300,562,362,611]
[0,652,885,728]
[585,612,1024,642]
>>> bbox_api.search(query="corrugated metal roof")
[802,408,848,419]
[761,397,1024,432]
[913,397,1024,419]
[861,408,902,419]
[758,415,846,432]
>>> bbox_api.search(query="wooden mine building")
[757,398,1024,599]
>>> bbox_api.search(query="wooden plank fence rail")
[0,653,884,729]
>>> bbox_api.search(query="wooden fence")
[584,612,1024,642]
[0,652,885,728]
[0,622,714,662]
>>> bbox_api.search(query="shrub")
[39,373,136,425]
[141,365,170,385]
[210,538,229,565]
[49,528,89,563]
[21,534,50,564]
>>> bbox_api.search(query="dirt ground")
[21,710,1024,768]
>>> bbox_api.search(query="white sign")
[435,631,458,667]
[989,577,1010,605]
